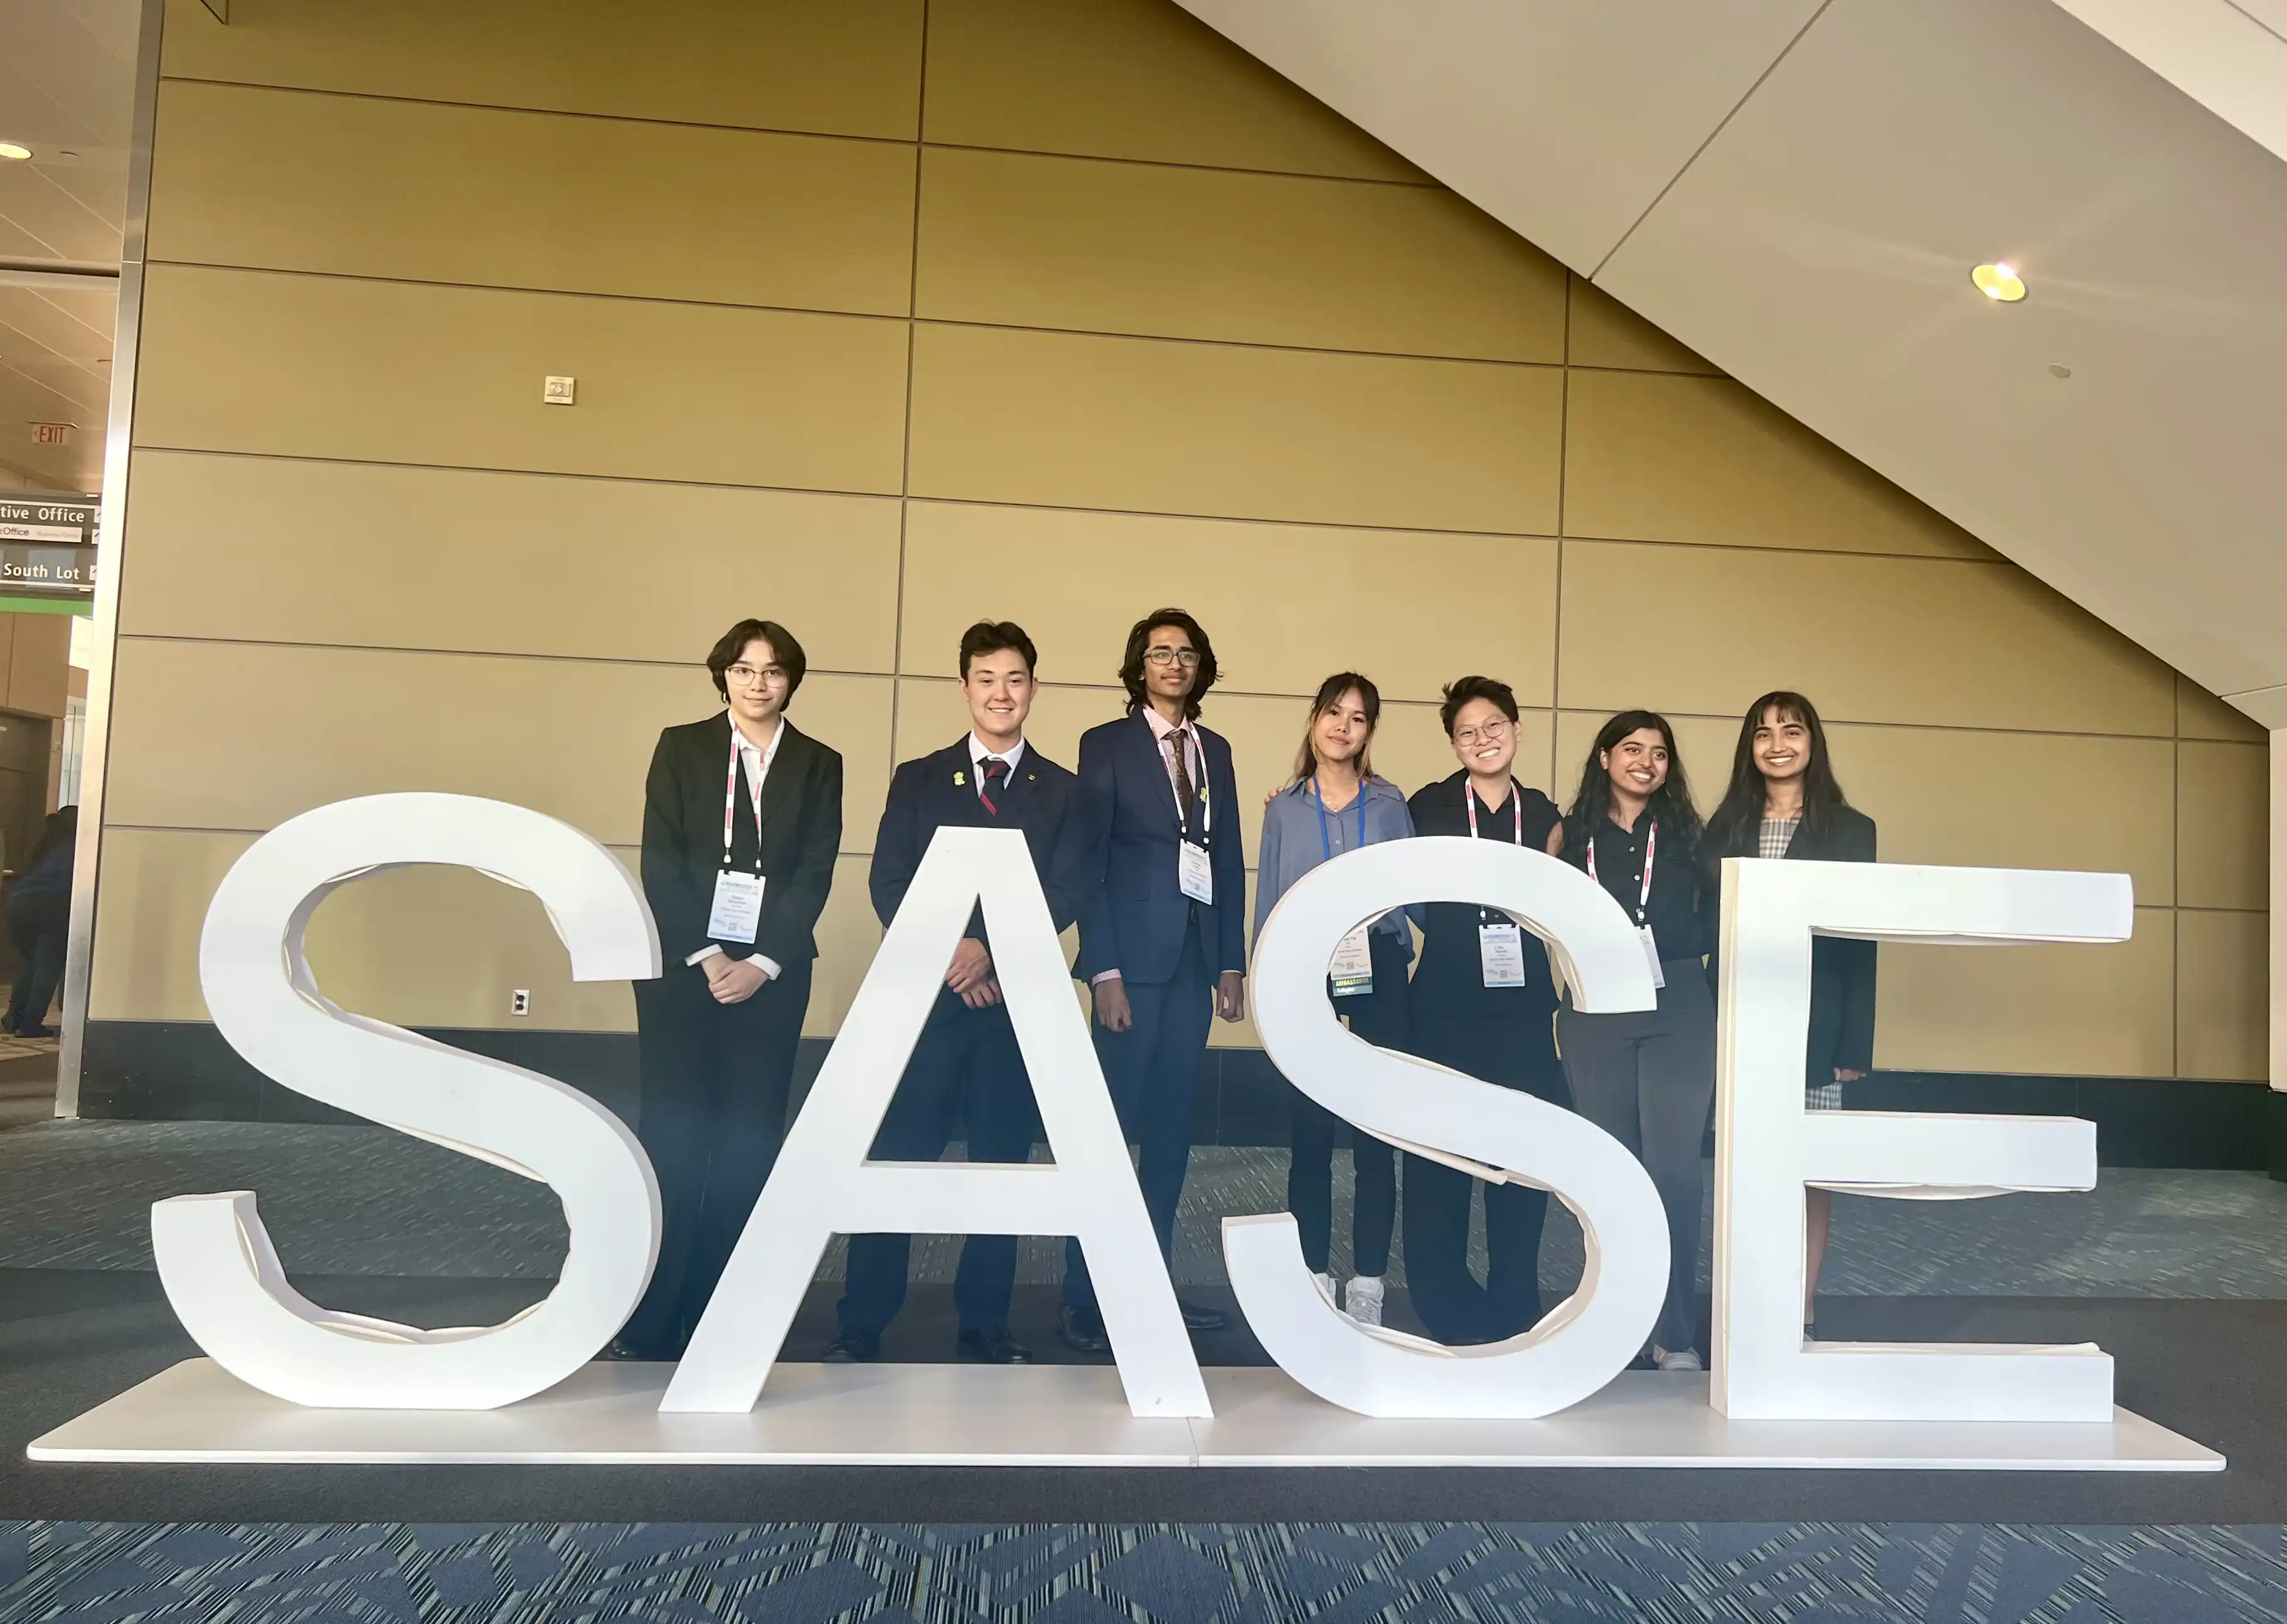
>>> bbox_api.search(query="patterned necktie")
[1166,727,1197,829]
[979,756,1010,817]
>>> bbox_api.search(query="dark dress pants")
[4,896,66,1034]
[1063,925,1213,1315]
[1287,931,1407,1276]
[1399,1002,1567,1345]
[622,957,811,1357]
[838,990,1035,1336]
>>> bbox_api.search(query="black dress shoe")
[820,1328,881,1364]
[599,1337,651,1362]
[1057,1303,1112,1354]
[956,1325,1033,1365]
[1178,1299,1229,1332]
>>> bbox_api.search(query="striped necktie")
[979,756,1010,816]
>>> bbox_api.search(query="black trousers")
[1287,931,1409,1276]
[1399,999,1567,1346]
[4,896,65,1034]
[622,956,812,1357]
[839,990,1036,1336]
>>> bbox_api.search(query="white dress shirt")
[969,731,1026,790]
[687,713,786,980]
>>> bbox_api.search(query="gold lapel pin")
[954,770,967,786]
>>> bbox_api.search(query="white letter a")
[661,826,1210,1417]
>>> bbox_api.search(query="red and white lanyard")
[1464,780,1525,844]
[1586,817,1656,925]
[722,726,768,874]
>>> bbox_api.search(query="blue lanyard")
[1313,773,1367,864]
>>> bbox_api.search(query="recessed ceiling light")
[0,142,33,162]
[1971,262,2026,302]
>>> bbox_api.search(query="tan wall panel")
[0,617,19,709]
[1565,371,1993,558]
[88,827,248,1021]
[4,612,68,718]
[134,265,909,495]
[1875,909,2174,1076]
[1568,279,1719,375]
[909,323,1562,534]
[917,147,1562,362]
[161,0,925,141]
[2176,908,2268,1081]
[150,82,918,317]
[2178,741,2268,912]
[120,452,902,674]
[900,502,1557,706]
[806,855,887,1038]
[923,0,1418,181]
[1557,541,2178,736]
[105,639,895,850]
[2178,674,2269,742]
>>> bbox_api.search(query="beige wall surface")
[99,0,2266,1081]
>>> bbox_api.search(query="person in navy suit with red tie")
[823,621,1097,1367]
[1060,608,1247,1352]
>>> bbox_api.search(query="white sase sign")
[159,793,2133,1423]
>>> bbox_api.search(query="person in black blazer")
[824,620,1099,1366]
[1058,608,1247,1354]
[1703,690,1877,1339]
[613,618,843,1361]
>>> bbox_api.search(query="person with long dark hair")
[1557,710,1715,1371]
[3,805,76,1038]
[1254,673,1415,1324]
[1399,676,1567,1345]
[1704,691,1877,1339]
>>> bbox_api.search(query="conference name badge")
[1478,919,1527,987]
[1637,924,1666,989]
[707,869,765,945]
[1328,923,1374,997]
[1179,839,1213,904]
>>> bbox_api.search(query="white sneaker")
[1652,1345,1703,1372]
[1311,1271,1336,1305]
[1343,1274,1385,1326]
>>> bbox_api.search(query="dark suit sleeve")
[641,729,715,969]
[1041,775,1098,940]
[870,762,923,930]
[1210,735,1247,975]
[1833,812,1879,1073]
[1073,729,1119,982]
[757,744,842,967]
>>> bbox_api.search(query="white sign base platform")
[29,1360,2222,1472]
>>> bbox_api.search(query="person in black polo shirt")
[1557,709,1715,1372]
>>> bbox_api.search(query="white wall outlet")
[542,376,576,405]
[511,989,531,1017]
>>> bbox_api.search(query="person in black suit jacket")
[824,620,1099,1366]
[1703,690,1877,1339]
[1059,608,1246,1354]
[614,618,843,1361]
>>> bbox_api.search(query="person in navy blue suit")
[823,621,1098,1367]
[1059,608,1247,1352]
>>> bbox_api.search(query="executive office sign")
[0,492,97,607]
[28,797,2224,1470]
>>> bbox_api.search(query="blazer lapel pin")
[954,770,967,786]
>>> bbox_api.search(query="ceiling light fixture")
[1971,262,2026,302]
[0,142,33,162]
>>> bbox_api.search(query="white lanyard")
[1586,817,1657,925]
[722,724,767,874]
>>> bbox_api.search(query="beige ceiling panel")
[0,162,123,267]
[6,612,70,719]
[104,639,895,850]
[2178,674,2269,742]
[924,0,1419,182]
[1557,541,2178,736]
[908,322,1562,534]
[160,0,924,140]
[892,676,1551,869]
[2178,741,2269,912]
[147,83,917,317]
[133,265,909,495]
[1875,907,2173,1077]
[1567,279,1719,376]
[119,452,902,675]
[899,501,1557,706]
[917,146,1562,362]
[1565,371,1992,559]
[2175,908,2268,1082]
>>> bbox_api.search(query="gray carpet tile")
[3,1519,2284,1623]
[6,1119,2287,1298]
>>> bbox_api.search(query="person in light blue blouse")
[1254,672,1416,1326]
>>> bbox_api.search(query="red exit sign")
[31,423,73,447]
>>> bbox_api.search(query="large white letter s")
[157,793,663,1409]
[1235,836,1669,1418]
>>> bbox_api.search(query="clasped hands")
[945,937,1002,1009]
[702,954,769,1006]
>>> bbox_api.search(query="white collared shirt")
[968,731,1026,793]
[686,712,788,980]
